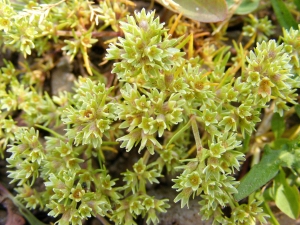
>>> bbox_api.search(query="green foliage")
[271,0,298,29]
[0,0,300,225]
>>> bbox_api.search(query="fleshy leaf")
[155,0,227,22]
[234,146,281,201]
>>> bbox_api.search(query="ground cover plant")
[0,0,300,224]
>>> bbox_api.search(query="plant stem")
[34,124,65,140]
[165,119,191,148]
[191,115,202,153]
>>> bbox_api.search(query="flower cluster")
[281,25,300,75]
[117,83,185,154]
[245,40,300,115]
[106,9,185,88]
[171,135,260,224]
[243,15,275,43]
[7,128,45,186]
[0,2,36,57]
[0,0,130,75]
[8,126,121,225]
[62,77,117,149]
[45,171,116,225]
[107,9,189,155]
[0,60,62,156]
[112,158,170,225]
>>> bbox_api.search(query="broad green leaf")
[271,113,285,139]
[235,141,300,201]
[274,169,300,219]
[226,0,260,15]
[271,0,298,29]
[155,0,227,23]
[234,146,281,201]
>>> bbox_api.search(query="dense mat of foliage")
[0,0,300,224]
